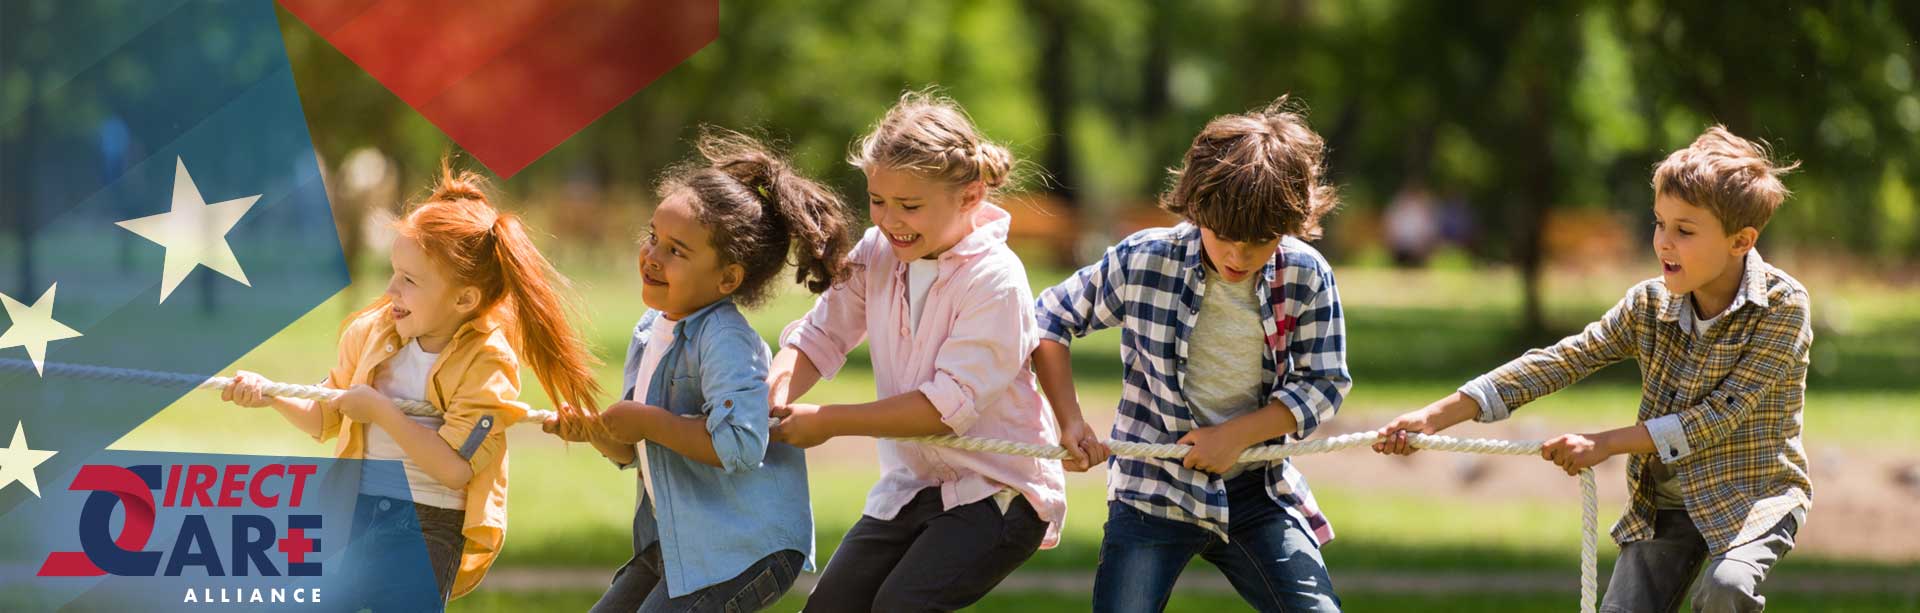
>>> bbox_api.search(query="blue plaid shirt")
[1035,223,1350,542]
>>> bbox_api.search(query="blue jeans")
[591,543,804,613]
[341,495,466,612]
[1093,473,1340,612]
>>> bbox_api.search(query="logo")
[38,463,322,578]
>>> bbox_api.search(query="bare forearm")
[823,391,952,438]
[603,401,721,468]
[769,347,824,405]
[1033,340,1088,426]
[589,436,638,466]
[1218,400,1301,447]
[1596,423,1656,456]
[270,397,325,438]
[1427,391,1482,430]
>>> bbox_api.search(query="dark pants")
[1092,472,1340,613]
[1601,510,1798,613]
[804,488,1048,613]
[343,494,466,611]
[590,544,805,613]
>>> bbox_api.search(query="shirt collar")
[1659,249,1769,322]
[937,201,1013,262]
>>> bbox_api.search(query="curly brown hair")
[656,129,855,308]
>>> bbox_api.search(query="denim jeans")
[591,543,805,613]
[1601,509,1798,613]
[341,494,466,612]
[1093,472,1339,613]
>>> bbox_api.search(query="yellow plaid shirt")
[1461,250,1812,554]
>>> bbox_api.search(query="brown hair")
[658,128,855,308]
[1160,95,1340,242]
[849,89,1015,192]
[356,160,603,423]
[1652,125,1799,233]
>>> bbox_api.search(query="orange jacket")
[316,306,526,599]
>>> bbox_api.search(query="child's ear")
[717,262,746,296]
[957,181,986,210]
[1730,226,1759,255]
[454,286,483,315]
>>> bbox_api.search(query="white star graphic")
[115,157,262,303]
[0,422,58,497]
[0,283,83,376]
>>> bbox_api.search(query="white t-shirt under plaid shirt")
[1035,224,1351,542]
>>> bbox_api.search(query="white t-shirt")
[363,340,466,509]
[906,258,939,333]
[631,317,680,510]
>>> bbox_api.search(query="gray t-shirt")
[1184,270,1268,480]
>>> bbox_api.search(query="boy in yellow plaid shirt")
[1374,125,1811,613]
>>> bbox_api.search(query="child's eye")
[869,199,885,207]
[901,205,921,212]
[669,246,684,257]
[1677,228,1693,236]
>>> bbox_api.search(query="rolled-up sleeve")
[700,326,774,473]
[918,282,1034,435]
[1035,241,1128,346]
[1266,266,1350,441]
[782,233,873,379]
[1644,414,1692,461]
[439,348,529,473]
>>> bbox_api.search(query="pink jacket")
[782,203,1067,547]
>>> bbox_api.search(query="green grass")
[109,256,1920,610]
[449,588,1920,613]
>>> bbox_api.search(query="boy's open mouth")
[391,306,410,321]
[1662,260,1682,274]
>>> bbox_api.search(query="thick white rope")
[4,358,1602,611]
[0,358,558,423]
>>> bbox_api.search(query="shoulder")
[694,303,770,353]
[1759,264,1811,314]
[1112,225,1189,263]
[849,227,895,268]
[462,327,521,374]
[960,245,1035,298]
[339,305,389,348]
[1277,236,1337,289]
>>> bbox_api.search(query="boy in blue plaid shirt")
[1376,126,1810,613]
[1033,97,1349,613]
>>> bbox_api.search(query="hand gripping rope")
[2,358,1600,612]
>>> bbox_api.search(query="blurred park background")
[88,1,1920,611]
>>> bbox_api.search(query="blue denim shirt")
[617,299,814,596]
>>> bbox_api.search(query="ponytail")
[487,213,604,420]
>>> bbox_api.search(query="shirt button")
[385,343,395,353]
[900,327,910,336]
[723,399,733,408]
[378,499,391,511]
